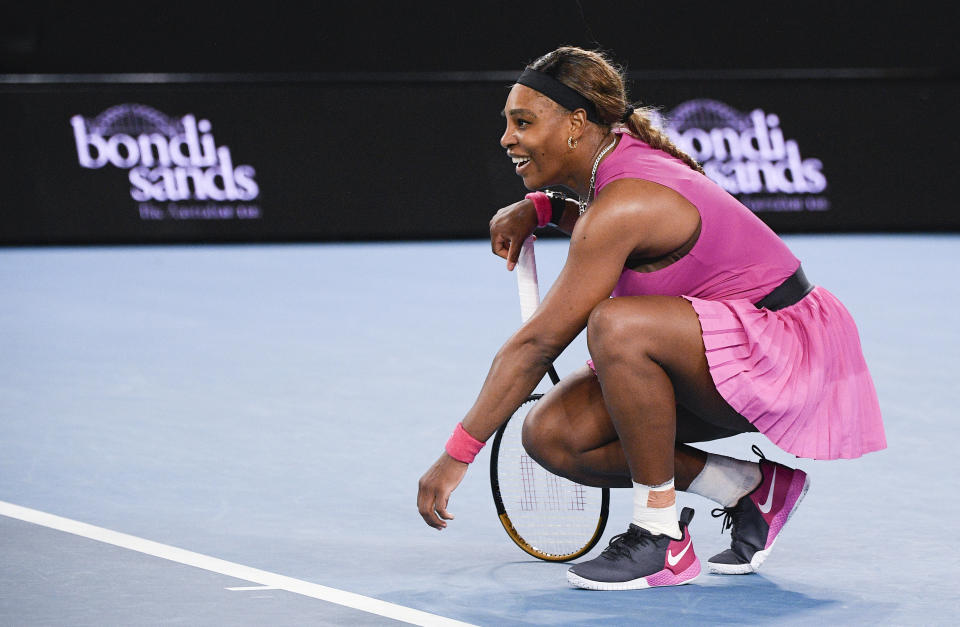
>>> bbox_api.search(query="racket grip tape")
[517,235,540,322]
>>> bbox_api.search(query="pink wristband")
[445,422,485,463]
[525,191,552,228]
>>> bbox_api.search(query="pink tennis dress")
[594,129,885,460]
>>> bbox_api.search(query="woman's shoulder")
[584,178,701,254]
[597,132,696,190]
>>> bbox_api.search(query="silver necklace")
[578,135,618,216]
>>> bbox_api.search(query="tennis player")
[417,46,885,590]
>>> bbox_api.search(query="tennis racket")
[489,236,610,562]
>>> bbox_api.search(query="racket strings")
[520,454,538,510]
[497,413,605,556]
[570,483,586,511]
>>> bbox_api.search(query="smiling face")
[500,84,578,191]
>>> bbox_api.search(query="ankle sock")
[686,453,762,507]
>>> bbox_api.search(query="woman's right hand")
[489,198,538,271]
[417,452,469,530]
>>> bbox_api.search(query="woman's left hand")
[489,198,538,271]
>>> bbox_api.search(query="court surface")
[1,234,958,625]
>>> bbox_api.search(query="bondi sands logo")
[663,99,829,212]
[70,104,259,203]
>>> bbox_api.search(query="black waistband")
[754,265,815,311]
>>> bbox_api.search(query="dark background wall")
[3,1,956,73]
[1,1,957,245]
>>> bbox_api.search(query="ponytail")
[623,106,704,174]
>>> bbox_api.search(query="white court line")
[0,500,474,627]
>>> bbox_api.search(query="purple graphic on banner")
[663,99,829,213]
[87,103,184,136]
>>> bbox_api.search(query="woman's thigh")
[521,365,754,487]
[587,295,756,435]
[522,366,616,453]
[521,365,625,481]
[527,301,757,449]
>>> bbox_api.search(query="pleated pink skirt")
[686,287,886,460]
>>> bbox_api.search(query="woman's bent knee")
[518,366,623,479]
[521,395,583,476]
[587,298,659,367]
[521,399,558,463]
[586,299,630,345]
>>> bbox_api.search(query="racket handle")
[516,235,540,322]
[517,236,562,387]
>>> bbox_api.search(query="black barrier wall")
[2,2,955,75]
[0,74,956,245]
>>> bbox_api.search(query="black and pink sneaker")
[707,447,810,575]
[567,507,701,590]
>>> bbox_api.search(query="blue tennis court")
[1,234,958,625]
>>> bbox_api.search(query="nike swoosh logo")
[666,540,691,566]
[758,468,777,514]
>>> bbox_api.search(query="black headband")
[516,68,601,124]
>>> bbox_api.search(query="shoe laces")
[711,505,737,535]
[711,445,767,538]
[601,526,655,559]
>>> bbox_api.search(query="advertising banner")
[0,76,955,245]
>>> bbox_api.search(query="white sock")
[686,453,762,507]
[632,478,681,539]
